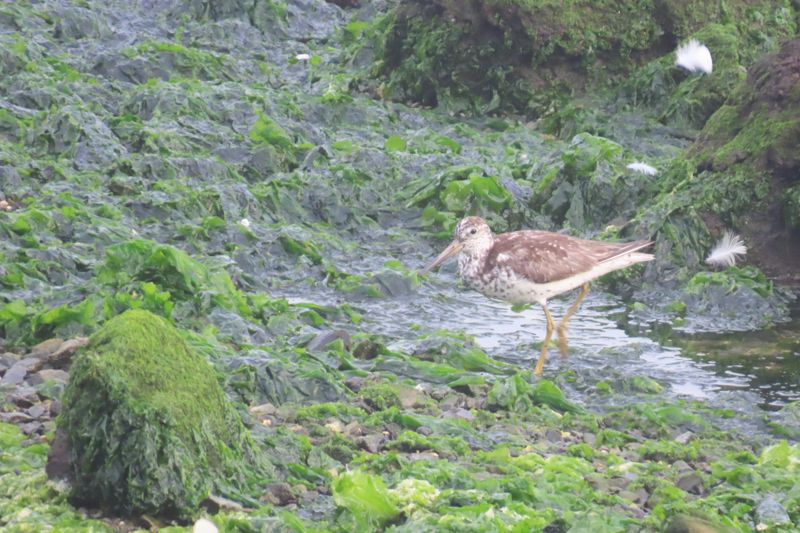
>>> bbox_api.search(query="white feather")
[295,53,310,61]
[675,39,713,74]
[239,218,251,228]
[627,162,658,176]
[705,231,747,268]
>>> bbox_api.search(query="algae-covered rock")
[638,37,800,282]
[373,0,796,116]
[58,310,273,519]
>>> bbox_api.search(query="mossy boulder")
[373,0,796,116]
[640,38,800,282]
[58,310,273,520]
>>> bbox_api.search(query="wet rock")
[754,495,791,526]
[416,426,433,436]
[673,460,693,472]
[676,473,704,494]
[264,482,296,506]
[675,431,694,445]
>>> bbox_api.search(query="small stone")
[9,385,40,408]
[416,426,433,436]
[676,473,704,495]
[248,403,277,417]
[201,494,246,513]
[441,408,475,422]
[673,460,692,472]
[324,419,344,433]
[264,482,295,506]
[19,421,43,435]
[0,411,33,423]
[2,361,30,385]
[545,428,562,442]
[29,338,64,359]
[344,376,365,392]
[754,495,791,526]
[28,369,70,386]
[47,337,88,368]
[343,421,363,437]
[674,431,694,445]
[356,434,384,454]
[27,403,46,419]
[583,432,597,445]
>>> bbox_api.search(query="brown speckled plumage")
[425,216,654,374]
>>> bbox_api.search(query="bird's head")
[423,216,493,273]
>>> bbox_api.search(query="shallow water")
[281,253,800,417]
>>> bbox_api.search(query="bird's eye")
[470,228,477,235]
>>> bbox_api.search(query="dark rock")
[264,482,296,506]
[676,473,704,495]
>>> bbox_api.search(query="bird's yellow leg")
[534,304,556,376]
[556,283,590,356]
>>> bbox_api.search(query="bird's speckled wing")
[486,231,651,284]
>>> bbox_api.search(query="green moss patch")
[58,309,274,520]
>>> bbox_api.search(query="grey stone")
[676,473,704,495]
[755,495,791,526]
[28,369,70,386]
[265,482,296,506]
[675,431,694,445]
[2,362,28,385]
[29,338,64,359]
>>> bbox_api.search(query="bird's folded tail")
[598,240,654,265]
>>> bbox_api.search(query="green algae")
[59,310,274,519]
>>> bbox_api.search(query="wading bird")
[424,216,654,375]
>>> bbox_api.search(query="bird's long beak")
[422,240,463,274]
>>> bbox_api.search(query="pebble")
[28,369,70,386]
[674,431,694,444]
